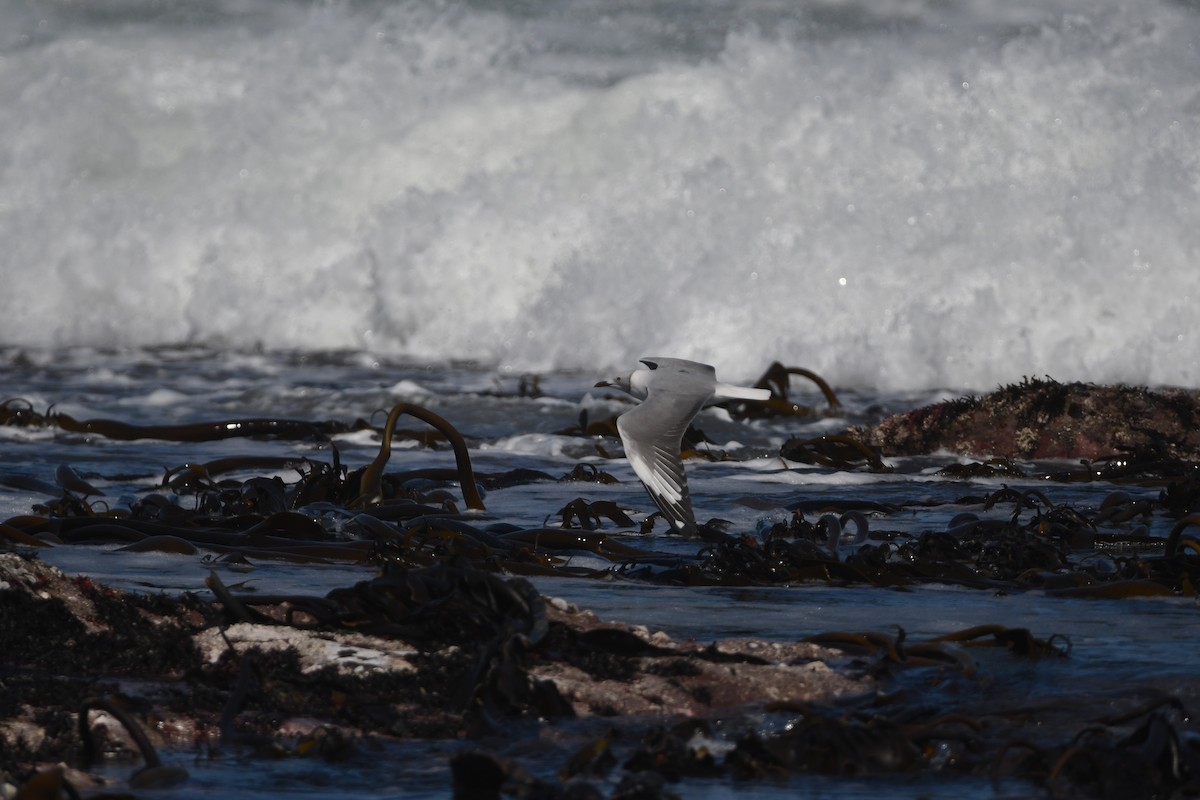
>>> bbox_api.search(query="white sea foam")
[119,388,190,407]
[2,0,1198,391]
[387,379,433,398]
[480,433,572,457]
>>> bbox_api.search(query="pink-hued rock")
[537,601,867,719]
[857,379,1200,459]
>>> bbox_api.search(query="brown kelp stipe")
[54,411,352,442]
[79,697,188,789]
[737,361,843,418]
[353,403,486,510]
[2,396,360,441]
[1164,513,1200,558]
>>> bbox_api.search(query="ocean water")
[2,0,1199,389]
[3,0,1200,797]
[3,348,1199,798]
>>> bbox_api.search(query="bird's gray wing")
[616,385,708,534]
[641,357,769,403]
[640,357,716,383]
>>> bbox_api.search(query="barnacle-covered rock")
[856,378,1200,459]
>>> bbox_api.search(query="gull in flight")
[595,357,771,535]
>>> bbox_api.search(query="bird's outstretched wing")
[616,380,709,535]
[642,357,770,403]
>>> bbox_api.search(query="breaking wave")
[2,0,1198,389]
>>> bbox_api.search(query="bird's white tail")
[712,383,772,402]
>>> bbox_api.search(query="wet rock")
[0,553,869,790]
[193,622,420,675]
[856,378,1200,459]
[534,603,866,718]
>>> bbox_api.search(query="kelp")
[446,616,1195,800]
[0,397,356,441]
[0,398,483,455]
[2,539,1195,800]
[609,483,1200,595]
[6,378,1200,798]
[726,361,844,419]
[780,434,892,473]
[79,697,189,790]
[208,561,579,732]
[352,403,486,510]
[6,406,1198,594]
[938,457,1026,479]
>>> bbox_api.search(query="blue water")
[3,348,1198,798]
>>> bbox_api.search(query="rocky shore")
[0,553,866,798]
[4,547,1197,799]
